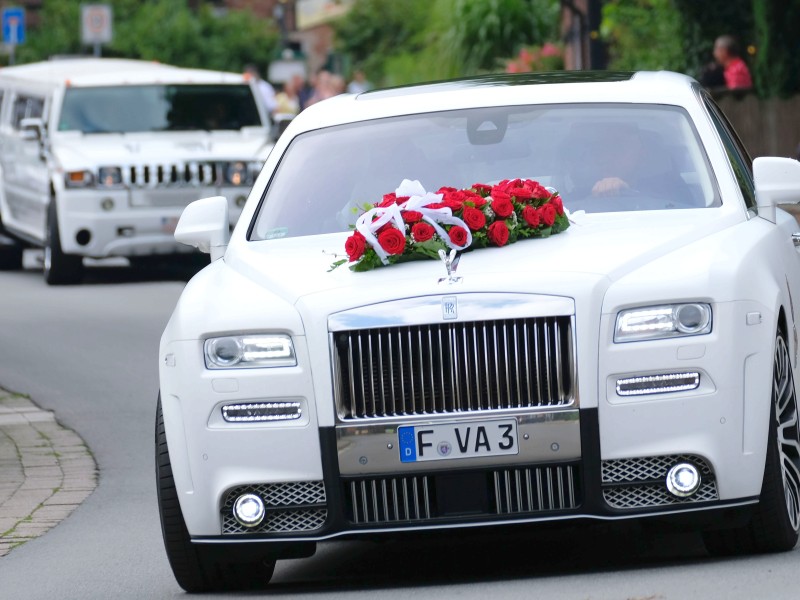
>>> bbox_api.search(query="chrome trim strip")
[328,293,575,331]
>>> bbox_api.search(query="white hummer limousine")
[0,58,272,284]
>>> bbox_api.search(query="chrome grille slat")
[347,466,580,525]
[334,317,574,419]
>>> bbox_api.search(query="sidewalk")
[0,388,97,557]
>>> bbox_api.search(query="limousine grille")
[333,316,574,420]
[123,162,220,187]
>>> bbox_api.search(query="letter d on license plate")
[398,418,518,463]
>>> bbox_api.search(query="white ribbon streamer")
[354,179,473,265]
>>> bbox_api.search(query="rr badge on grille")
[442,296,457,320]
[438,248,462,285]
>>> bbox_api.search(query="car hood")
[226,208,743,313]
[52,129,272,169]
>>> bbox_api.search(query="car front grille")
[124,162,220,187]
[333,316,574,420]
[221,481,327,534]
[601,454,719,510]
[345,464,581,526]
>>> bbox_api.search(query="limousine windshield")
[58,84,263,133]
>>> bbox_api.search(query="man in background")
[713,35,753,90]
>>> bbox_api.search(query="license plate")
[398,418,518,463]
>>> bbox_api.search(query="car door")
[1,92,51,240]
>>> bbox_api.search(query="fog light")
[235,195,247,208]
[101,198,115,211]
[616,372,700,396]
[222,401,302,422]
[666,463,701,497]
[233,493,265,527]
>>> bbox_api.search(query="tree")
[600,0,687,72]
[14,0,279,74]
[334,0,561,87]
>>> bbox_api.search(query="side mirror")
[19,117,45,142]
[174,196,230,261]
[754,157,800,223]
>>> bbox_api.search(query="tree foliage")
[600,0,686,72]
[334,0,561,87]
[14,0,279,74]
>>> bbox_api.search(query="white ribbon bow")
[354,179,473,265]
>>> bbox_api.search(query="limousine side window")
[12,95,45,130]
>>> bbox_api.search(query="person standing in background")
[245,64,278,115]
[713,35,753,90]
[347,70,373,94]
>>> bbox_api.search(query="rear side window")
[12,94,45,130]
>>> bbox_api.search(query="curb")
[0,389,98,557]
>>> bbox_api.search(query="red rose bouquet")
[331,178,569,272]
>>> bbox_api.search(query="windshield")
[58,84,262,133]
[250,104,719,241]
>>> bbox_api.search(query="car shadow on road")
[265,521,712,594]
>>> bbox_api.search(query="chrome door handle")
[793,233,800,247]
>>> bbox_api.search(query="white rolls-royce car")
[157,71,800,592]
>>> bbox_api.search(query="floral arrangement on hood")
[331,178,569,272]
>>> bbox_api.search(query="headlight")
[614,303,712,343]
[98,167,123,186]
[65,170,95,188]
[204,334,296,369]
[224,161,249,186]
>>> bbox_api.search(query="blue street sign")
[2,7,26,45]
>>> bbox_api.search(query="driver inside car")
[565,123,691,203]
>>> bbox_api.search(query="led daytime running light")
[222,402,302,422]
[616,372,700,396]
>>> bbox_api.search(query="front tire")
[0,241,23,270]
[703,331,800,555]
[155,397,275,592]
[44,200,83,285]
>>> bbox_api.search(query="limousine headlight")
[98,167,123,186]
[615,303,712,343]
[65,170,95,188]
[204,334,296,369]
[224,161,250,186]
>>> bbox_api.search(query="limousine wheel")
[703,330,800,555]
[44,200,83,285]
[155,398,276,592]
[0,243,22,270]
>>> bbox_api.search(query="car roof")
[289,71,701,133]
[0,58,247,87]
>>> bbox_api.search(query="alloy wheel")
[774,336,800,531]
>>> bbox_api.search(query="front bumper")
[58,186,246,257]
[184,409,757,546]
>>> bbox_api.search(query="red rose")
[539,203,556,227]
[491,195,514,218]
[487,221,510,247]
[522,205,540,228]
[509,187,533,200]
[345,231,366,261]
[378,227,407,255]
[472,183,492,194]
[530,183,550,200]
[379,193,397,207]
[551,196,564,215]
[437,186,458,194]
[491,186,511,199]
[402,210,423,223]
[449,225,469,247]
[462,206,486,231]
[411,222,435,242]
